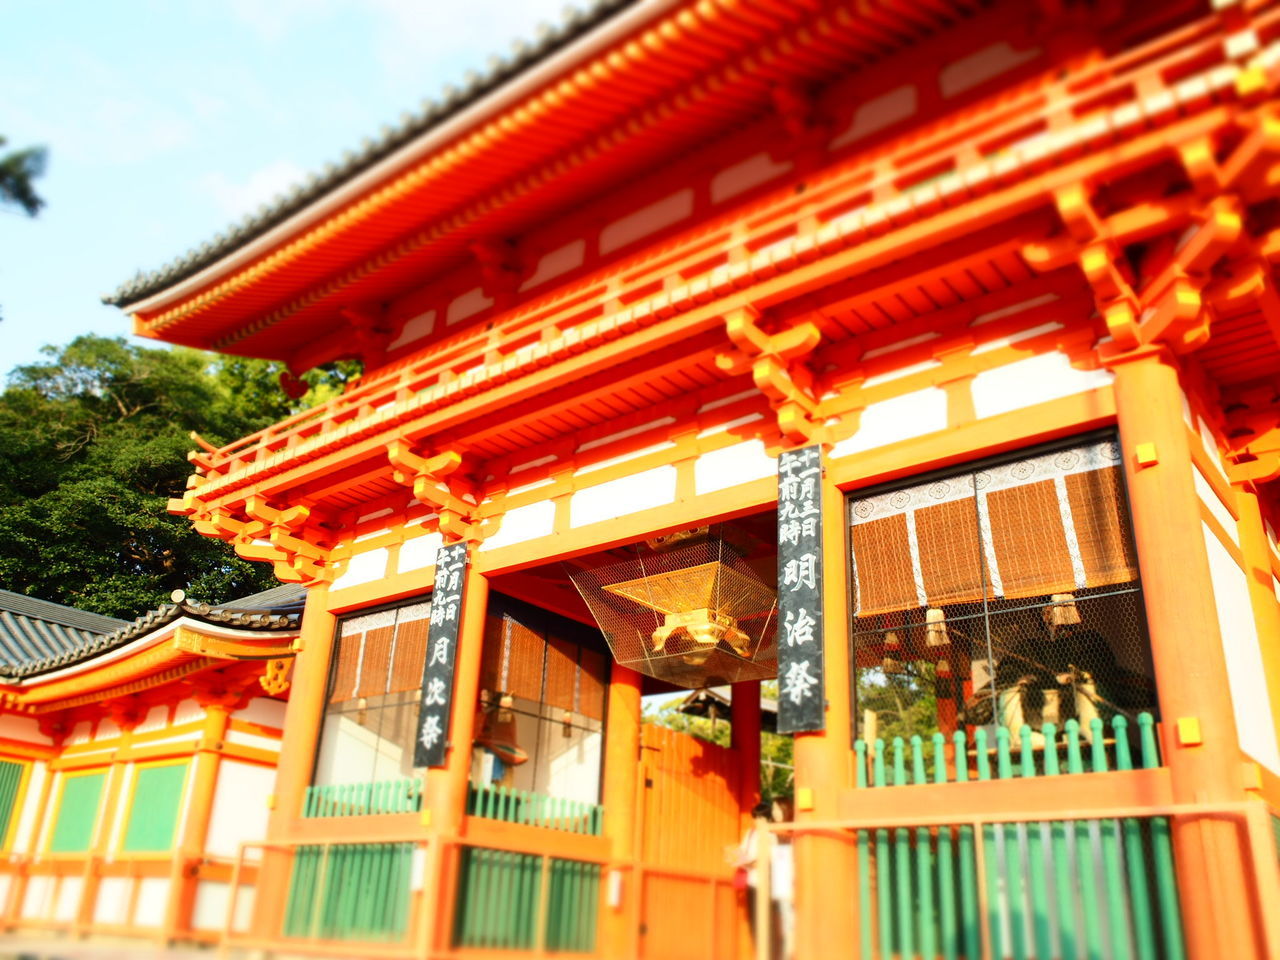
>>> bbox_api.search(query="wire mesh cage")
[569,536,778,688]
[848,439,1159,766]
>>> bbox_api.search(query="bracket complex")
[387,441,497,543]
[716,306,823,445]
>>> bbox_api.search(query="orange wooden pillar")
[1111,349,1260,957]
[166,700,231,938]
[1232,485,1280,755]
[251,582,336,937]
[600,664,643,959]
[791,468,857,959]
[419,559,490,955]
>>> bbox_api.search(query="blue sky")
[0,0,576,375]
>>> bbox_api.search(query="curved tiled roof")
[0,590,127,673]
[103,0,638,309]
[0,592,302,681]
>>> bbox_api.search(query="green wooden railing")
[855,713,1162,787]
[302,777,423,817]
[452,846,600,952]
[852,715,1185,960]
[467,783,604,835]
[282,841,414,942]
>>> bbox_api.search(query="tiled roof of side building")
[0,588,303,680]
[0,589,127,673]
[103,0,638,309]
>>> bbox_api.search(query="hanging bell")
[925,608,949,647]
[1048,594,1081,626]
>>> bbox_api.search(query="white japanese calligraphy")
[784,607,817,647]
[423,676,447,707]
[782,660,819,704]
[419,714,443,751]
[782,553,818,592]
[430,634,451,666]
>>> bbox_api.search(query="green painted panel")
[452,848,599,953]
[50,771,106,853]
[283,842,413,942]
[0,760,25,847]
[123,763,188,852]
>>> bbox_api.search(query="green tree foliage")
[0,136,47,217]
[0,335,357,618]
[645,682,794,804]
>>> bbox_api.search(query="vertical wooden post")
[791,469,857,958]
[251,582,336,937]
[1110,348,1260,958]
[419,560,490,955]
[168,700,231,938]
[1231,486,1280,754]
[600,664,642,958]
[732,680,762,823]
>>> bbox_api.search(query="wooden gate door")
[636,723,743,960]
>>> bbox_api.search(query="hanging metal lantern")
[569,536,778,688]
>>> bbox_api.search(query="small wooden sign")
[413,542,469,768]
[776,445,825,733]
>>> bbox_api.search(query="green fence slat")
[1091,717,1133,960]
[892,738,913,958]
[855,741,871,960]
[873,739,893,960]
[974,729,1003,960]
[996,728,1027,960]
[1065,720,1104,960]
[1113,717,1158,960]
[1042,723,1076,960]
[911,735,937,960]
[1018,724,1052,960]
[954,730,980,960]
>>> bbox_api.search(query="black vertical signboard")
[776,444,825,733]
[414,542,469,768]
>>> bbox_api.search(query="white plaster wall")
[134,705,170,735]
[22,875,52,919]
[205,760,276,860]
[694,440,776,495]
[831,85,918,149]
[399,531,444,572]
[446,287,494,326]
[599,189,693,254]
[173,699,207,728]
[829,387,948,458]
[480,500,557,552]
[1193,464,1239,545]
[332,547,390,590]
[520,240,585,291]
[13,761,48,853]
[236,698,287,730]
[0,715,49,742]
[192,880,253,932]
[94,877,130,925]
[388,309,436,350]
[224,729,282,753]
[570,466,677,528]
[106,764,134,853]
[0,875,10,912]
[1203,523,1280,773]
[53,876,82,923]
[710,152,791,204]
[134,877,169,927]
[970,352,1112,420]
